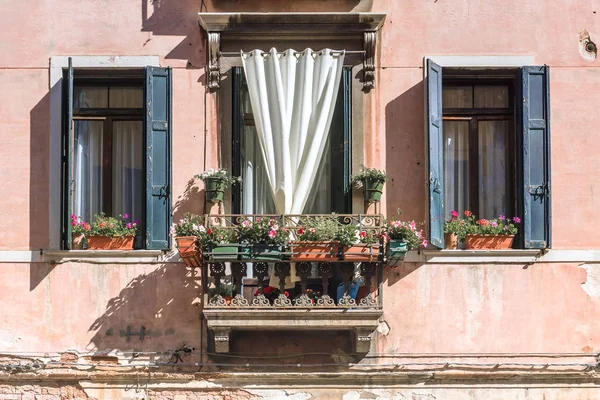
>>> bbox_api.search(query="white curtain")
[443,121,469,216]
[112,121,144,224]
[241,48,345,214]
[73,120,103,222]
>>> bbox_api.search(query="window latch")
[528,184,549,199]
[158,185,169,199]
[429,176,442,194]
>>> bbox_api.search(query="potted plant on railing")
[195,168,241,204]
[203,227,238,260]
[86,213,138,250]
[235,217,289,261]
[384,217,427,266]
[291,215,341,261]
[342,227,383,262]
[71,214,91,250]
[351,165,387,203]
[174,213,204,267]
[462,211,520,250]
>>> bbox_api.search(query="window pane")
[112,121,144,226]
[443,86,473,108]
[443,120,470,215]
[474,86,509,108]
[110,87,143,108]
[241,124,276,214]
[74,87,108,108]
[73,120,104,223]
[478,120,509,219]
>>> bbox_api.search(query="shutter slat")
[145,67,172,250]
[521,66,551,249]
[427,59,445,248]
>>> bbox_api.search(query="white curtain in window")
[443,121,469,216]
[241,48,345,214]
[112,121,144,224]
[73,120,103,222]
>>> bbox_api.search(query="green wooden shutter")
[521,66,551,248]
[145,67,172,250]
[63,57,74,249]
[427,59,445,248]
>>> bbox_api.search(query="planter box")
[464,234,515,250]
[241,244,284,261]
[175,236,202,267]
[290,241,339,261]
[210,244,242,260]
[386,240,408,266]
[86,235,135,250]
[342,244,380,262]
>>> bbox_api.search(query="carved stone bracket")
[207,32,220,91]
[363,31,376,90]
[355,328,373,353]
[213,328,231,353]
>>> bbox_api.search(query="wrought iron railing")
[202,214,385,309]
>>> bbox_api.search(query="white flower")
[198,225,206,233]
[272,224,279,231]
[192,224,200,231]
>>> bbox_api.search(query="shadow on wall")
[87,264,202,363]
[173,178,205,223]
[204,0,370,12]
[141,0,206,66]
[384,81,427,223]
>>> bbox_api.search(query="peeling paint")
[580,263,600,297]
[377,320,390,336]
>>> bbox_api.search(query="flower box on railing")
[241,244,285,261]
[386,240,408,266]
[290,241,339,262]
[342,244,381,262]
[208,243,243,261]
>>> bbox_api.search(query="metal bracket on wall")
[363,31,376,90]
[207,32,221,91]
[126,326,146,342]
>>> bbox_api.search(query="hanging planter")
[196,169,241,204]
[290,241,339,262]
[386,240,408,266]
[175,236,202,267]
[465,234,515,250]
[351,166,387,204]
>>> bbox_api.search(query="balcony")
[197,214,388,353]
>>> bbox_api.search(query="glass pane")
[474,86,509,108]
[73,120,104,223]
[74,86,108,108]
[443,120,470,215]
[241,124,276,214]
[443,86,473,108]
[112,121,144,226]
[110,87,143,108]
[478,120,509,219]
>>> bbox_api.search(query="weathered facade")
[2,0,600,398]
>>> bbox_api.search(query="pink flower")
[309,228,316,233]
[464,210,473,217]
[123,213,130,220]
[409,221,417,231]
[512,216,521,223]
[71,220,79,227]
[422,239,428,248]
[271,224,279,231]
[491,221,498,228]
[416,229,423,238]
[476,219,489,226]
[499,215,506,221]
[242,220,251,227]
[268,230,277,239]
[126,223,133,229]
[134,219,140,225]
[450,210,459,220]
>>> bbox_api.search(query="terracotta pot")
[445,232,459,250]
[291,241,339,261]
[464,234,515,250]
[86,236,135,250]
[342,243,380,261]
[175,236,202,267]
[72,233,85,250]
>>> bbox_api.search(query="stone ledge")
[43,250,167,264]
[203,308,383,353]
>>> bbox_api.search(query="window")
[427,61,551,249]
[62,62,173,250]
[230,66,352,214]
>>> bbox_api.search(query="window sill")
[404,249,544,264]
[43,250,169,264]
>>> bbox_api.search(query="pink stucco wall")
[0,0,599,381]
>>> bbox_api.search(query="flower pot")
[363,178,385,203]
[386,240,408,266]
[241,244,284,261]
[86,235,135,250]
[464,234,515,250]
[445,232,459,250]
[205,177,226,203]
[342,244,380,261]
[290,241,339,261]
[210,244,241,260]
[175,236,202,267]
[72,233,85,250]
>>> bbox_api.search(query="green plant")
[335,222,359,247]
[235,217,289,246]
[358,229,381,246]
[88,213,138,237]
[71,214,91,235]
[295,216,341,241]
[351,165,387,184]
[195,168,241,186]
[445,210,520,241]
[201,226,235,251]
[384,211,426,250]
[173,213,205,237]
